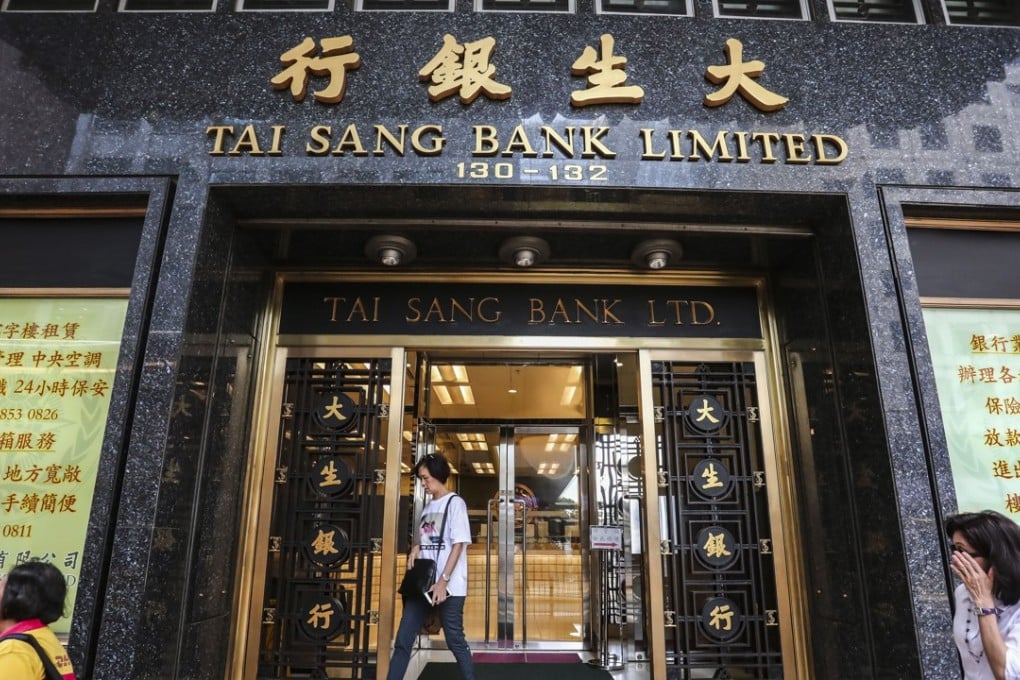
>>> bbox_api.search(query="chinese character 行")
[271,36,362,105]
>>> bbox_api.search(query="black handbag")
[398,493,457,604]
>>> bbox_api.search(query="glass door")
[433,424,585,649]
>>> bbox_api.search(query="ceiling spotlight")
[499,236,550,268]
[631,238,682,270]
[365,235,417,267]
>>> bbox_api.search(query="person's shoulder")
[0,634,38,660]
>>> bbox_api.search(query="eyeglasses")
[951,545,983,559]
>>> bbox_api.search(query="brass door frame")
[227,270,810,679]
[228,344,406,680]
[637,348,810,679]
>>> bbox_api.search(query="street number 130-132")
[456,162,608,181]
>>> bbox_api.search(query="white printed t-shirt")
[418,492,471,597]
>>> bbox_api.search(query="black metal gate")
[652,361,782,679]
[257,356,391,679]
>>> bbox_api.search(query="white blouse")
[953,583,1020,679]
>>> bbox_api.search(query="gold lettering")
[332,124,368,156]
[449,298,474,322]
[690,300,716,325]
[269,125,286,155]
[667,300,689,325]
[813,134,848,165]
[324,297,345,322]
[550,299,573,324]
[502,125,538,157]
[477,297,501,323]
[529,298,546,324]
[405,297,423,323]
[206,125,233,156]
[751,132,781,163]
[231,124,263,156]
[733,131,751,162]
[412,125,445,156]
[601,299,623,324]
[472,125,499,156]
[307,125,332,155]
[373,124,407,156]
[639,128,667,160]
[541,126,576,158]
[581,126,616,158]
[688,130,734,162]
[782,133,809,164]
[575,299,599,324]
[422,298,446,323]
[668,130,686,160]
[346,297,373,323]
[647,299,665,326]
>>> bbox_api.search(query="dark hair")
[1,561,68,624]
[945,510,1020,605]
[413,452,451,485]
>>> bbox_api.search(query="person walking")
[387,452,474,680]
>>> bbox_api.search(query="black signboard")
[280,281,761,339]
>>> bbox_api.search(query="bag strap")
[3,632,65,680]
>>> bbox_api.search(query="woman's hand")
[951,551,996,609]
[430,579,449,605]
[406,546,420,571]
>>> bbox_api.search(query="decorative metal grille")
[944,0,1020,25]
[652,361,782,679]
[257,357,391,679]
[715,0,805,19]
[831,0,920,21]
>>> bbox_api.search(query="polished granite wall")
[3,2,1020,678]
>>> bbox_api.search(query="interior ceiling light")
[631,238,683,270]
[499,236,550,268]
[365,234,417,267]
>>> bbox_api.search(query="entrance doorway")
[232,298,810,679]
[414,359,591,650]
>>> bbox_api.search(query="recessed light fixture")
[499,236,550,268]
[631,238,682,270]
[365,234,417,266]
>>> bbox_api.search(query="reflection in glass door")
[434,425,585,649]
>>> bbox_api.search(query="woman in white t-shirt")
[387,453,474,680]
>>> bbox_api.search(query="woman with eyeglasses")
[387,452,474,680]
[945,510,1020,679]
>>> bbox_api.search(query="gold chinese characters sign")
[206,33,848,171]
[923,307,1020,519]
[0,298,128,634]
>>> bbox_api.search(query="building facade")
[1,0,1019,678]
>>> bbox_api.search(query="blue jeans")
[387,595,474,680]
